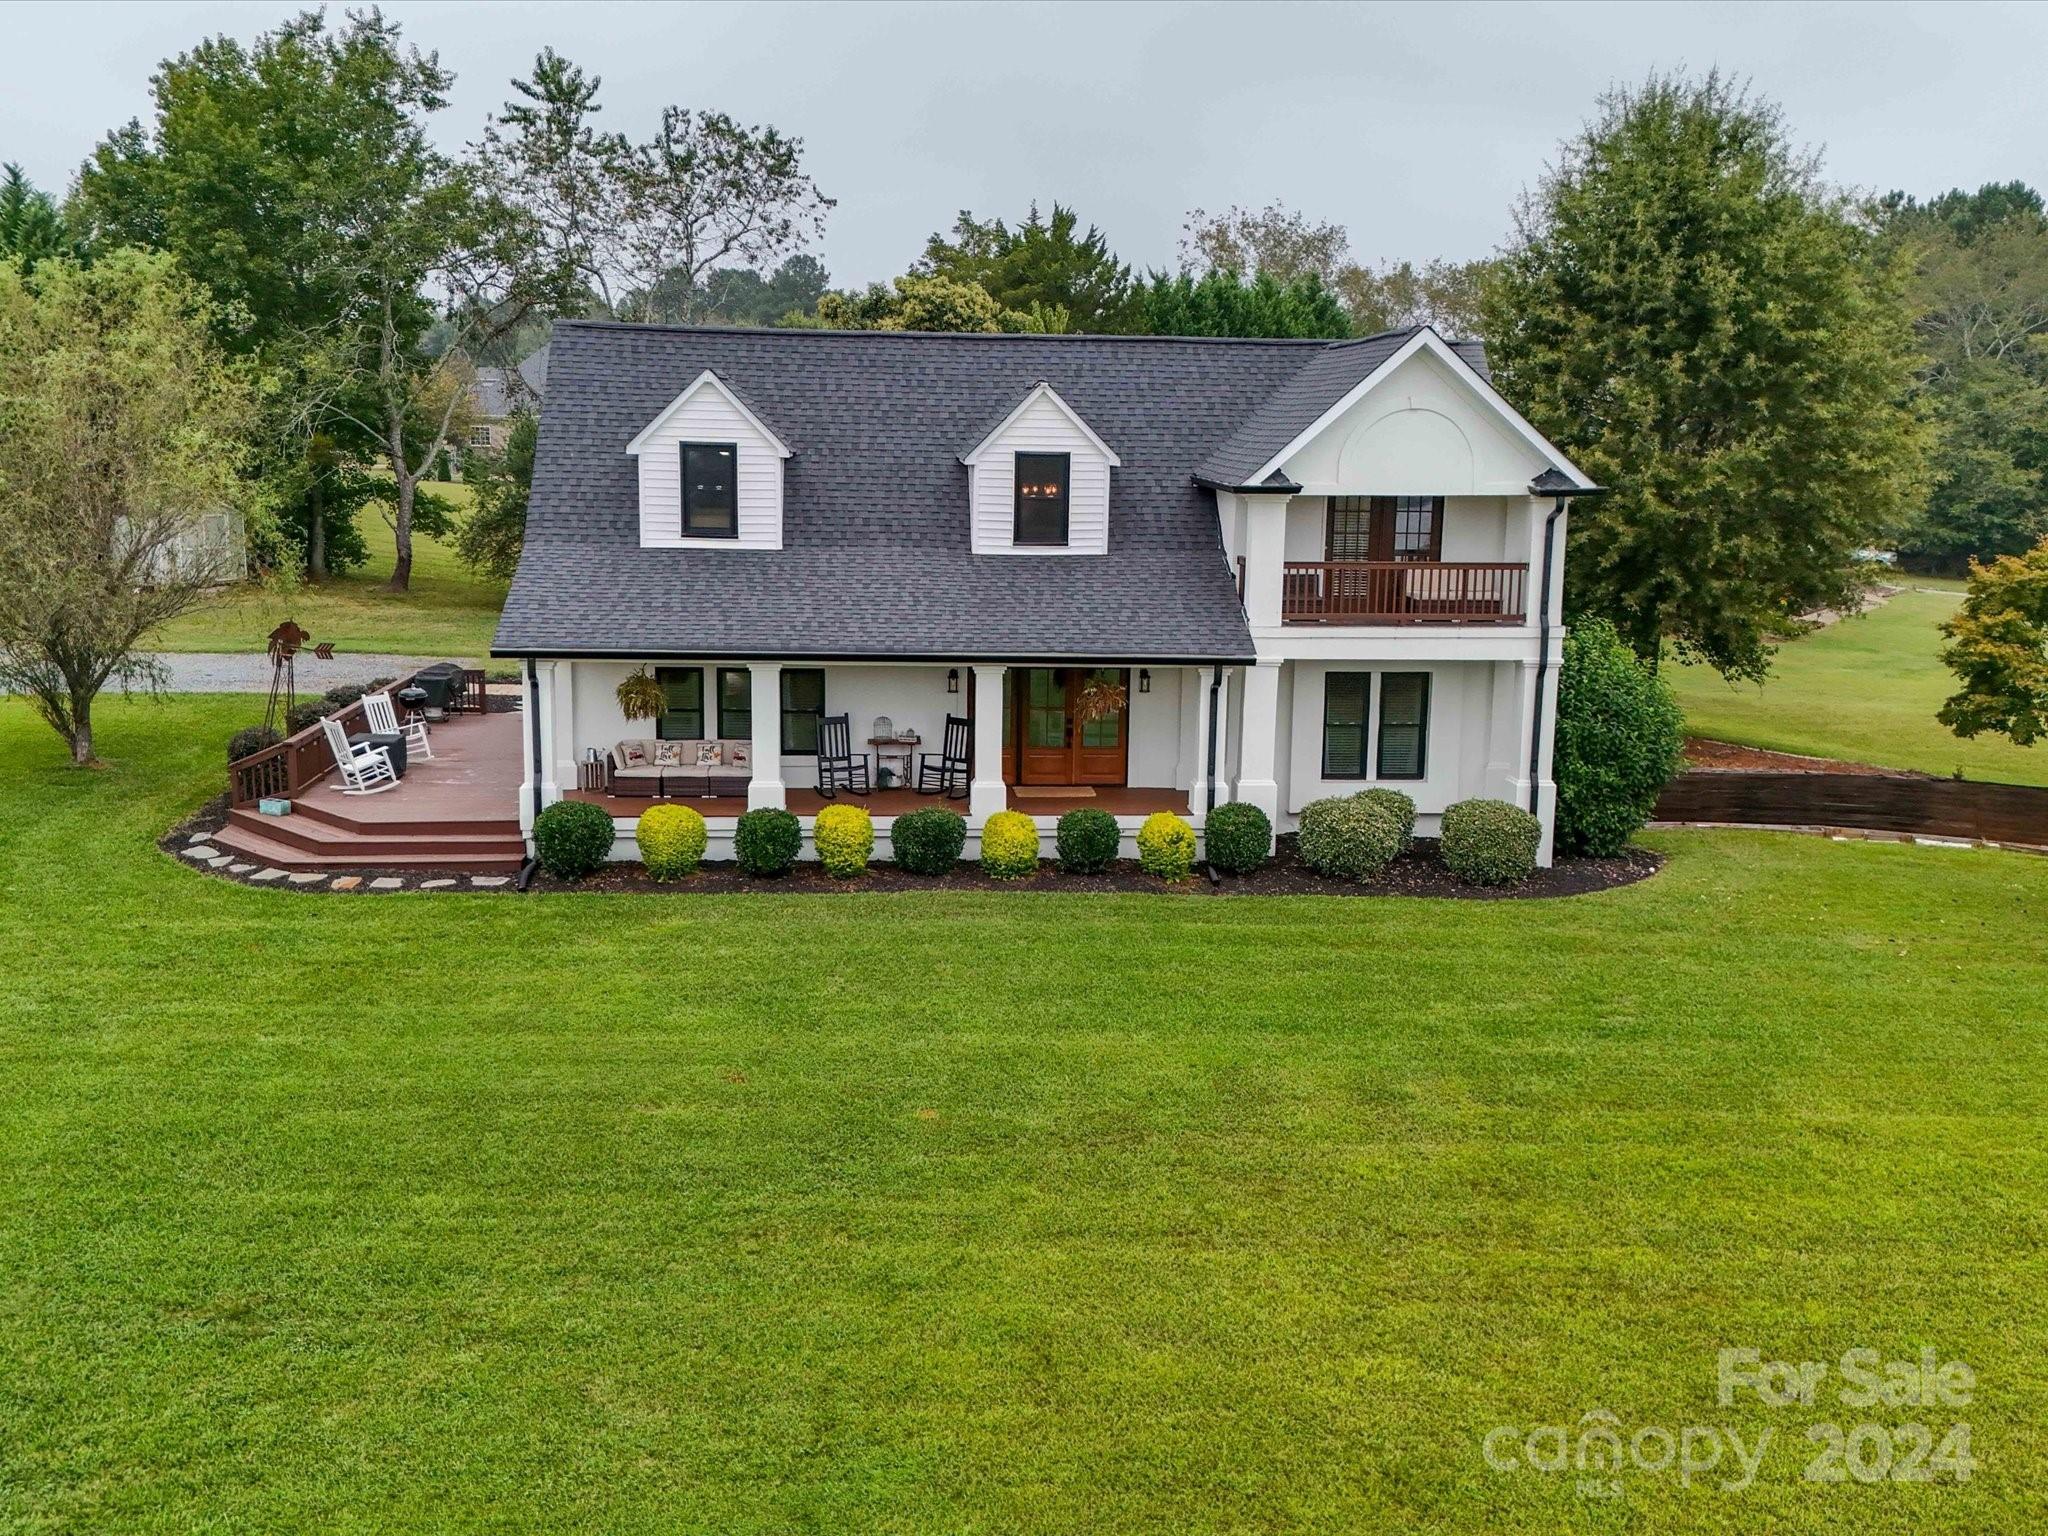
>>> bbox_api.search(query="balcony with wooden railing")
[1280,561,1529,625]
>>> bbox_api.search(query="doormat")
[1018,786,1096,799]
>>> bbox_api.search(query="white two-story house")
[494,320,1598,864]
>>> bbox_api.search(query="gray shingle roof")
[493,321,1488,661]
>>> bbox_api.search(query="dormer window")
[1014,452,1070,546]
[681,442,738,539]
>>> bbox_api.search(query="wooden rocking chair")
[815,713,871,799]
[917,714,972,800]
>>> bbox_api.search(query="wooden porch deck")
[565,783,1192,819]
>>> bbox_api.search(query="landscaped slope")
[1670,588,2048,786]
[3,696,2045,1533]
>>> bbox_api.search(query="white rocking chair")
[320,716,398,795]
[363,689,432,760]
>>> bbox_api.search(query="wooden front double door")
[996,667,1130,786]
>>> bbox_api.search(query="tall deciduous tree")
[1483,72,1929,679]
[918,204,1137,332]
[0,252,251,764]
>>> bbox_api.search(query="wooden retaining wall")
[1655,771,2048,847]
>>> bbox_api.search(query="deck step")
[226,807,522,858]
[208,820,525,873]
[289,795,521,839]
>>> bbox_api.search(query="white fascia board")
[959,381,1123,467]
[625,369,794,458]
[1250,327,1594,490]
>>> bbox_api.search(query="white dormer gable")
[1258,329,1593,497]
[961,382,1121,556]
[627,369,792,549]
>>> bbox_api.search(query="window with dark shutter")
[655,667,704,740]
[1376,673,1430,779]
[1013,452,1070,546]
[681,442,738,538]
[780,668,825,755]
[1322,672,1371,778]
[717,667,751,739]
[1324,496,1442,561]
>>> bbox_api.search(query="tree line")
[3,13,2046,764]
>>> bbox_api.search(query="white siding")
[632,382,784,549]
[967,393,1113,555]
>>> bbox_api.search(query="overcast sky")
[3,1,2043,286]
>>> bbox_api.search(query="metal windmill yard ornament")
[261,620,337,734]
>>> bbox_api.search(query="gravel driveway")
[144,652,480,693]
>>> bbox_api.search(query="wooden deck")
[566,783,1191,819]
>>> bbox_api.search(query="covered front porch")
[526,657,1231,861]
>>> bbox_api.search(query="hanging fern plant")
[616,669,665,722]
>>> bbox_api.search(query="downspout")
[1527,499,1566,818]
[517,657,543,890]
[1203,662,1225,886]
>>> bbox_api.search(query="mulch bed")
[1683,737,1909,777]
[551,835,1662,900]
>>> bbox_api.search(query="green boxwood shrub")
[1054,806,1120,873]
[285,698,328,734]
[227,724,281,762]
[1440,798,1542,886]
[1555,616,1685,856]
[636,803,707,881]
[980,810,1040,880]
[892,806,966,874]
[1296,795,1403,881]
[814,802,875,879]
[1353,787,1416,851]
[1135,811,1197,882]
[1203,800,1271,874]
[735,807,802,877]
[533,799,616,879]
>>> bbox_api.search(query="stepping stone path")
[229,863,255,874]
[187,832,212,844]
[370,877,405,890]
[250,868,286,882]
[330,876,361,891]
[207,855,234,867]
[470,875,509,887]
[286,872,326,885]
[419,879,456,889]
[181,845,221,861]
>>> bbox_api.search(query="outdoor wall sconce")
[947,668,960,694]
[1138,668,1151,694]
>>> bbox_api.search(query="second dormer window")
[681,442,738,538]
[1014,451,1070,546]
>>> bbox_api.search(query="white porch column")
[1501,656,1560,866]
[1240,494,1290,629]
[537,660,563,809]
[747,662,786,809]
[1233,659,1282,837]
[518,661,543,834]
[969,665,1008,819]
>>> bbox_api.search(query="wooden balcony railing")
[1281,561,1529,625]
[227,666,487,805]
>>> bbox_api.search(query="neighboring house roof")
[1194,327,1491,489]
[516,343,549,401]
[497,322,1352,660]
[471,367,519,421]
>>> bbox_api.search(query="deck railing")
[228,666,487,805]
[1280,561,1528,625]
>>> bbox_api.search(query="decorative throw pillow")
[652,740,686,767]
[619,741,649,767]
[695,740,723,767]
[727,743,752,768]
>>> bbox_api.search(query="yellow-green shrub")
[1136,811,1197,882]
[979,810,1040,880]
[813,802,875,878]
[635,803,707,881]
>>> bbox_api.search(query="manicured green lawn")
[146,485,510,658]
[3,696,2045,1532]
[1670,587,2048,786]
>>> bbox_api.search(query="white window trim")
[626,369,794,460]
[959,381,1122,468]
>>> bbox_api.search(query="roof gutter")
[488,646,1260,667]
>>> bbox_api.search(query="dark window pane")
[717,667,751,739]
[1322,672,1369,778]
[1079,668,1122,748]
[1377,672,1430,779]
[1025,668,1064,748]
[1391,496,1439,560]
[1014,451,1070,545]
[655,667,704,741]
[780,668,824,754]
[682,442,738,538]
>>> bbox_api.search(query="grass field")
[3,695,2046,1532]
[146,486,510,658]
[1669,587,2048,786]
